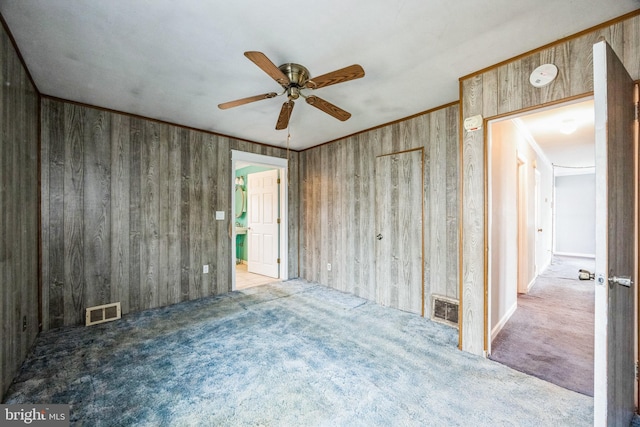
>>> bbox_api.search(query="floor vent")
[85,302,121,326]
[431,295,459,328]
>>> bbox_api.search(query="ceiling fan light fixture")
[287,86,301,100]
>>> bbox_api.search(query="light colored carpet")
[490,256,595,396]
[4,280,593,426]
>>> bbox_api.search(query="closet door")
[374,148,424,315]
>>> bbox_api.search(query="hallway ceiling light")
[559,118,577,134]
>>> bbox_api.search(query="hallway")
[489,256,595,396]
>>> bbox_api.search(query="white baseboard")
[537,259,551,275]
[491,301,517,342]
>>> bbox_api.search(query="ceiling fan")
[218,51,365,130]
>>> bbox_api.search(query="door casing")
[231,150,288,290]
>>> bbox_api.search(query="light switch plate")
[215,211,225,220]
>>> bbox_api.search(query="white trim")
[593,41,608,425]
[232,150,288,168]
[553,251,595,259]
[486,123,494,357]
[231,150,289,291]
[553,166,595,177]
[490,300,517,343]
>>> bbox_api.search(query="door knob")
[376,234,383,240]
[578,269,594,280]
[608,275,633,288]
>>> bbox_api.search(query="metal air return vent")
[431,295,459,328]
[85,302,121,326]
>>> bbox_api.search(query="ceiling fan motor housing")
[278,63,310,88]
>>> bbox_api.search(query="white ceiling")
[1,1,638,150]
[516,99,595,174]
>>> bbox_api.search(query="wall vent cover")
[85,302,121,326]
[431,295,459,328]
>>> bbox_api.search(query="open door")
[247,169,280,278]
[593,40,637,426]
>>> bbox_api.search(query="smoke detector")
[529,64,558,88]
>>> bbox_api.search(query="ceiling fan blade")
[307,64,365,89]
[275,100,295,130]
[218,92,278,110]
[244,51,290,86]
[305,95,351,121]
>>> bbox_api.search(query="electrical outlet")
[203,265,209,274]
[327,263,331,271]
[22,315,27,332]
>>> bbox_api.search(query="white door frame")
[485,98,590,355]
[517,155,528,294]
[231,150,288,290]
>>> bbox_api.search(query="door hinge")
[277,178,281,184]
[636,84,639,121]
[277,258,280,264]
[277,218,281,224]
[635,361,638,380]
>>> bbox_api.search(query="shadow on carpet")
[490,256,595,397]
[4,280,593,426]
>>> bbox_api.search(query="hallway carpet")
[490,256,595,396]
[4,280,592,426]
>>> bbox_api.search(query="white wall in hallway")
[554,173,596,257]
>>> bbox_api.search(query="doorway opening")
[486,98,596,396]
[231,150,288,290]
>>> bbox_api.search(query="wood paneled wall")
[459,12,640,355]
[0,25,39,398]
[299,104,459,318]
[41,98,298,330]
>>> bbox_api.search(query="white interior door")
[247,169,279,278]
[593,40,637,426]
